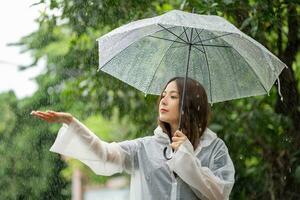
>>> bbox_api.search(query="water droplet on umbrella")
[197,105,200,111]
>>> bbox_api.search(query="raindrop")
[197,105,200,111]
[197,94,200,98]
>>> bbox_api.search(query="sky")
[0,1,45,99]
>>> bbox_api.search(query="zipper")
[170,171,178,200]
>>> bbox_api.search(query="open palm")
[31,110,73,124]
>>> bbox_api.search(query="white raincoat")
[50,118,235,200]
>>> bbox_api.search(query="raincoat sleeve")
[49,118,136,176]
[167,138,235,200]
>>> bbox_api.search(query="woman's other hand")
[30,110,74,125]
[171,130,187,151]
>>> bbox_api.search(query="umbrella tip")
[276,77,284,102]
[280,97,284,102]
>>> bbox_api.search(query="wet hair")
[157,77,211,150]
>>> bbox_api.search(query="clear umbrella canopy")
[97,10,287,103]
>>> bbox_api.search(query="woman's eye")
[171,96,178,99]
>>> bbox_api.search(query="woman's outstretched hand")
[171,130,187,151]
[31,110,74,125]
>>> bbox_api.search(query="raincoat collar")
[153,126,217,151]
[153,126,170,145]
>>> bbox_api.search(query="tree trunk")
[275,4,300,133]
[274,3,300,198]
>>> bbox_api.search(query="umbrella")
[96,10,287,158]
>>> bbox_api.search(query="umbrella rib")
[231,48,269,93]
[194,28,205,49]
[203,48,213,103]
[182,27,190,43]
[207,32,269,94]
[158,24,188,44]
[148,35,186,44]
[205,31,268,93]
[196,31,213,103]
[191,29,204,43]
[145,31,187,94]
[155,26,177,33]
[192,45,204,54]
[171,44,189,48]
[194,43,231,48]
[99,32,185,71]
[99,26,181,71]
[193,33,233,45]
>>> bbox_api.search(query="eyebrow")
[162,90,179,94]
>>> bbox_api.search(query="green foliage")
[0,91,71,199]
[0,91,17,135]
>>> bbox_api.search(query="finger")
[35,111,55,120]
[37,111,55,117]
[47,110,57,115]
[46,111,56,116]
[33,112,49,118]
[31,111,53,122]
[172,136,182,142]
[35,111,53,118]
[31,111,42,117]
[174,130,185,137]
[33,113,52,122]
[171,141,181,150]
[170,142,177,150]
[34,111,47,115]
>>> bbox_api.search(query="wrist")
[64,115,74,125]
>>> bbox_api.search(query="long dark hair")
[157,77,211,150]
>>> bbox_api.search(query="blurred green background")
[0,0,299,199]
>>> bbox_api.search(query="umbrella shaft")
[178,43,192,131]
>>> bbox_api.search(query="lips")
[160,108,168,112]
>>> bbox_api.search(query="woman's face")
[159,81,180,125]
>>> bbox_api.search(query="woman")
[31,77,235,200]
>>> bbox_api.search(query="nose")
[161,96,167,105]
